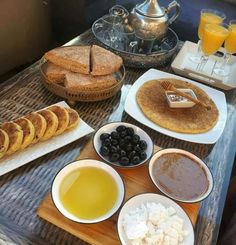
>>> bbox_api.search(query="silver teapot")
[129,0,180,41]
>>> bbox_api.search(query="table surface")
[0,29,236,245]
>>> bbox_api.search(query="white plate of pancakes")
[0,101,94,176]
[124,69,227,144]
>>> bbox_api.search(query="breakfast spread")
[151,152,209,201]
[99,125,148,166]
[43,45,123,91]
[136,78,219,133]
[122,202,189,245]
[0,105,80,159]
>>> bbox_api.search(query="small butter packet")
[165,89,197,108]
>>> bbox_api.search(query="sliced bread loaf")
[91,45,123,75]
[44,46,90,74]
[45,62,68,83]
[64,72,117,91]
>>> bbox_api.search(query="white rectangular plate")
[0,101,94,176]
[171,41,236,90]
[124,69,227,144]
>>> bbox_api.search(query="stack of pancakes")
[0,106,80,159]
[43,45,123,91]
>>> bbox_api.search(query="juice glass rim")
[229,19,236,25]
[204,23,229,34]
[200,9,226,20]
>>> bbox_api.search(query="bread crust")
[64,73,117,91]
[44,46,91,74]
[91,45,123,75]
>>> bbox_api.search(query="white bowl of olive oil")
[52,159,125,223]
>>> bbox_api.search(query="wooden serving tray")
[37,141,200,245]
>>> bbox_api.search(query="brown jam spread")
[152,153,209,200]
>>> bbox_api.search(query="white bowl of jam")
[148,148,213,203]
[52,159,125,223]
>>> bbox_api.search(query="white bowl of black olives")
[93,122,154,168]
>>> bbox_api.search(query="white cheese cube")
[164,227,179,240]
[167,206,176,216]
[169,237,178,245]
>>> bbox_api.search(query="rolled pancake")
[136,78,219,134]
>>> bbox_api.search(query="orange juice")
[201,24,228,56]
[224,24,236,54]
[198,13,224,39]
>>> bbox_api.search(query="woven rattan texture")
[1,31,234,245]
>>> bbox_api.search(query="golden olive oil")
[59,167,118,220]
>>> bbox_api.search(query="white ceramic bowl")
[165,89,197,108]
[117,193,194,245]
[51,159,125,223]
[148,148,214,203]
[93,122,154,168]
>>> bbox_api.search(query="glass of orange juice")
[197,23,229,71]
[214,20,236,76]
[190,9,226,63]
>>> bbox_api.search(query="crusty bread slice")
[1,122,23,155]
[14,118,35,149]
[38,110,59,141]
[44,46,91,74]
[25,112,47,144]
[64,72,117,91]
[45,62,68,83]
[91,45,123,75]
[0,129,9,159]
[66,108,80,130]
[48,105,69,135]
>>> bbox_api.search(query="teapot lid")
[135,0,165,17]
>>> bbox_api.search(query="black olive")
[116,125,126,133]
[125,144,133,152]
[124,135,132,143]
[139,140,147,150]
[119,138,126,148]
[134,145,142,153]
[140,151,147,160]
[111,139,119,146]
[103,138,111,146]
[132,156,141,165]
[120,130,127,138]
[109,153,120,162]
[100,133,110,141]
[116,145,121,152]
[120,157,130,166]
[132,134,140,144]
[111,131,120,139]
[100,146,109,156]
[128,150,136,159]
[126,127,135,136]
[120,150,127,157]
[110,146,118,153]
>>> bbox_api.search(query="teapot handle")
[166,1,181,25]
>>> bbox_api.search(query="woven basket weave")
[40,59,126,102]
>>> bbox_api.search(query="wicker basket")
[39,59,126,103]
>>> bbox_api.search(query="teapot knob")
[166,0,181,25]
[109,5,129,19]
